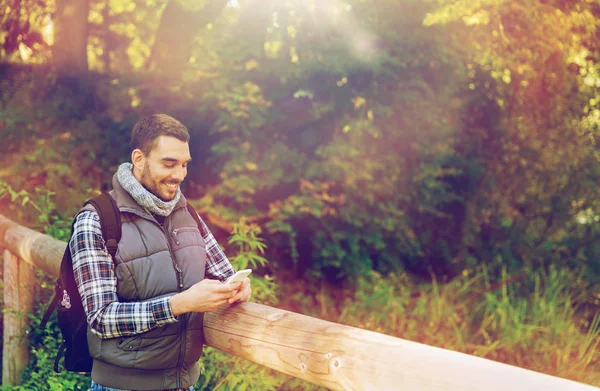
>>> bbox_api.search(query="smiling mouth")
[165,183,179,190]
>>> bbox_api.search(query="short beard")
[140,163,173,201]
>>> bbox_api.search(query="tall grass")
[471,265,600,382]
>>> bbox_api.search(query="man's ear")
[131,149,145,170]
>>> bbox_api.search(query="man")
[70,114,251,391]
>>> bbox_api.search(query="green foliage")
[196,348,279,391]
[0,293,91,391]
[228,219,268,270]
[227,218,279,306]
[419,0,600,281]
[0,180,71,240]
[4,0,600,283]
[174,0,600,284]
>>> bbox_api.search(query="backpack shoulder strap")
[186,203,204,234]
[86,193,121,259]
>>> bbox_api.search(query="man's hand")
[171,279,241,316]
[228,277,251,304]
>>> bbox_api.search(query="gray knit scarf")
[116,163,181,216]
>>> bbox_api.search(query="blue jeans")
[90,380,195,391]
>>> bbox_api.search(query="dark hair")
[130,114,190,156]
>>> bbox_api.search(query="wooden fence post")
[2,249,34,386]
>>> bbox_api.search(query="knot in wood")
[268,312,283,322]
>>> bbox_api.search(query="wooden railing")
[0,214,598,390]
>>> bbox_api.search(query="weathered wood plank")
[18,251,35,377]
[0,215,63,276]
[204,302,597,391]
[0,215,59,385]
[2,249,18,385]
[2,250,32,386]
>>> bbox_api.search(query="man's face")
[138,136,192,201]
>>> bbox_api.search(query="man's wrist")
[170,291,188,317]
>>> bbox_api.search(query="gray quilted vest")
[86,175,207,390]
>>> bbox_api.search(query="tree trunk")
[147,0,228,79]
[102,0,110,73]
[53,0,89,76]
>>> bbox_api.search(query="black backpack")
[41,193,121,373]
[41,193,204,373]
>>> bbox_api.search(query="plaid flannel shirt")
[70,208,235,339]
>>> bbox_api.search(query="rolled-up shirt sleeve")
[70,210,177,339]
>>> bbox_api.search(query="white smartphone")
[224,269,252,284]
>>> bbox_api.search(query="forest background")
[0,0,600,389]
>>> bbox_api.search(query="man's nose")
[172,165,186,181]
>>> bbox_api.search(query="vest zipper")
[164,227,184,292]
[166,223,186,389]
